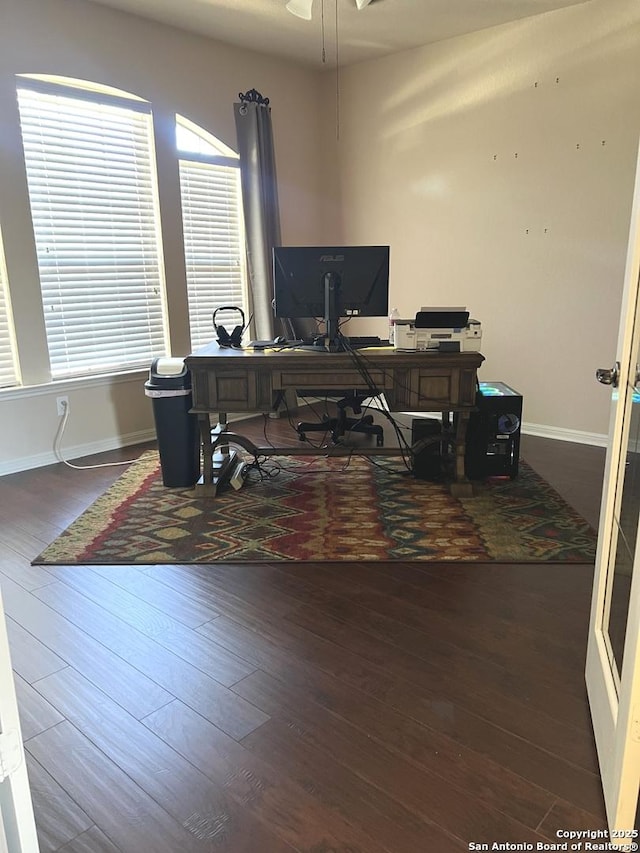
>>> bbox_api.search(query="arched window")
[14,76,247,378]
[176,116,247,350]
[16,79,168,378]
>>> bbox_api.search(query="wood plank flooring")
[0,412,609,852]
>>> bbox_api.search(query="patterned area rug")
[33,451,597,565]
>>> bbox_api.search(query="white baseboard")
[0,412,260,477]
[521,421,607,447]
[0,429,157,477]
[1,415,608,478]
[397,408,608,448]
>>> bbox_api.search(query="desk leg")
[195,412,237,496]
[450,412,474,498]
[196,413,214,495]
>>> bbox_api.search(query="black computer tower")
[465,381,522,480]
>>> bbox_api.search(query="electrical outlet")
[56,395,69,417]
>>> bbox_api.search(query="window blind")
[0,243,18,389]
[17,87,168,378]
[179,159,246,350]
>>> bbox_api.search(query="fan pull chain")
[335,0,340,140]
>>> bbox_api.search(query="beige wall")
[0,0,326,473]
[323,0,640,439]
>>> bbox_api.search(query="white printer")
[394,308,482,352]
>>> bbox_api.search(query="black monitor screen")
[273,246,390,321]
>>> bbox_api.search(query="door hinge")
[0,730,23,782]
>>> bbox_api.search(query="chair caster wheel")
[298,432,306,441]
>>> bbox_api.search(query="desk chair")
[296,393,384,446]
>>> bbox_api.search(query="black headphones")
[213,306,246,348]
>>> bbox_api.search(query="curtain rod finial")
[238,89,270,106]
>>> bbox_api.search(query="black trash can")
[144,357,200,487]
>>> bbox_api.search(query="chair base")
[297,414,384,447]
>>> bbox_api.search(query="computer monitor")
[273,245,390,351]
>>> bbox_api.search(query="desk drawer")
[191,368,264,410]
[394,367,477,410]
[273,368,388,393]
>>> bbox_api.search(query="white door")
[586,135,640,845]
[0,588,39,852]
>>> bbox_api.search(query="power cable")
[53,400,139,470]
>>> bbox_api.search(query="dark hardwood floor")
[0,411,609,852]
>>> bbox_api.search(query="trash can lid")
[151,357,187,377]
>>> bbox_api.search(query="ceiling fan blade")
[286,0,314,20]
[355,0,373,8]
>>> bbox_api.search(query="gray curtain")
[234,90,287,341]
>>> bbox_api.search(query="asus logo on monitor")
[319,254,345,262]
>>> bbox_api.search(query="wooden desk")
[185,343,484,496]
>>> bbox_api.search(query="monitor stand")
[299,335,347,353]
[296,271,347,352]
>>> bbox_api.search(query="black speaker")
[411,418,446,481]
[213,306,245,348]
[465,381,522,480]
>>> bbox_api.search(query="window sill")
[0,369,148,403]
